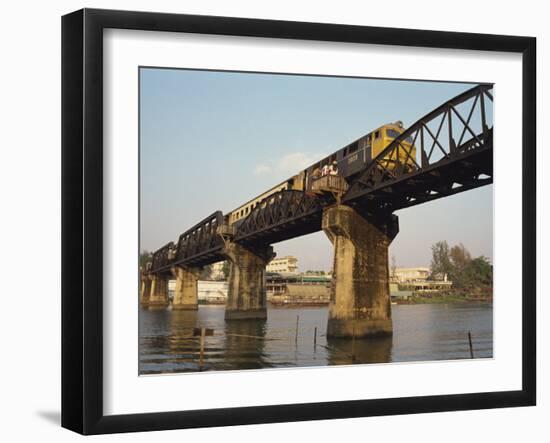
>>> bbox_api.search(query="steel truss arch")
[234,190,325,245]
[343,84,494,211]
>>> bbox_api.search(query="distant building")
[393,267,430,282]
[167,280,228,304]
[270,283,329,306]
[198,280,228,303]
[266,273,331,298]
[266,256,298,274]
[389,282,413,300]
[392,267,452,292]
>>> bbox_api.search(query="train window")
[386,128,401,138]
[348,142,358,153]
[375,131,380,139]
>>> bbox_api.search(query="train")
[227,121,415,225]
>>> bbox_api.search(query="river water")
[139,303,493,374]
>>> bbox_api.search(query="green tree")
[449,243,472,273]
[429,241,493,291]
[140,250,152,269]
[222,261,230,280]
[430,241,453,279]
[461,256,493,288]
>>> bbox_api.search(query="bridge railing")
[148,212,225,272]
[235,190,323,244]
[173,211,225,266]
[344,84,493,203]
[150,241,176,273]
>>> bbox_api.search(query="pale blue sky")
[140,68,493,270]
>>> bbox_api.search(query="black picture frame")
[61,8,536,435]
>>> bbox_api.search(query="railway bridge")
[141,84,493,338]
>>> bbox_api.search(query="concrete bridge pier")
[147,274,170,307]
[171,265,200,310]
[140,273,152,306]
[322,205,399,338]
[223,243,275,320]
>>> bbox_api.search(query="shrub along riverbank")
[396,241,494,305]
[395,287,493,304]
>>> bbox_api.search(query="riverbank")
[394,294,492,305]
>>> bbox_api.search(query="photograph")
[138,68,494,374]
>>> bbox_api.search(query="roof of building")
[269,256,297,262]
[301,276,331,282]
[395,267,430,272]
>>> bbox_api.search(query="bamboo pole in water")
[313,326,317,351]
[295,315,299,345]
[468,331,474,358]
[199,327,206,368]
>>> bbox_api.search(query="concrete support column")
[171,266,200,310]
[322,205,399,338]
[223,243,274,320]
[148,274,169,307]
[140,273,153,306]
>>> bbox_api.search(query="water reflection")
[139,303,493,374]
[166,310,200,371]
[326,336,393,366]
[223,320,269,370]
[170,309,198,337]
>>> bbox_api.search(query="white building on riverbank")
[266,256,298,274]
[167,280,228,303]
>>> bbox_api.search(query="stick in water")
[313,326,317,351]
[468,331,474,359]
[200,326,206,368]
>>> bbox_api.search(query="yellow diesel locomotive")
[227,121,415,225]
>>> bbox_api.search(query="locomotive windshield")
[386,128,413,144]
[386,128,401,138]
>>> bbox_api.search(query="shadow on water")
[170,309,199,337]
[166,309,204,372]
[326,335,393,365]
[223,319,270,370]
